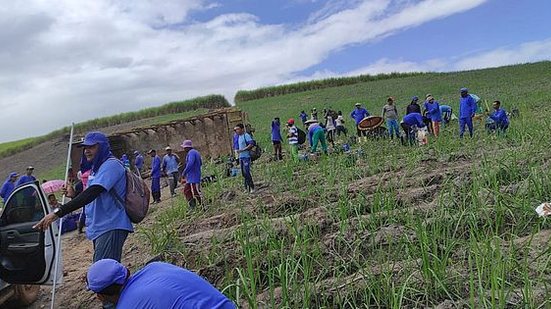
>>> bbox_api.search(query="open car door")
[0,181,62,285]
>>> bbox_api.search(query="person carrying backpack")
[235,123,255,193]
[286,119,299,162]
[33,131,133,263]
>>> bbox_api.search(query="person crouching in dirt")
[306,119,328,154]
[33,131,133,263]
[87,259,236,309]
[486,100,510,135]
[148,149,162,203]
[440,105,452,126]
[180,140,203,209]
[271,117,283,160]
[401,113,426,145]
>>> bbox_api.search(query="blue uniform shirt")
[85,159,133,241]
[150,155,161,178]
[402,113,426,127]
[271,121,282,142]
[350,108,369,124]
[440,105,451,113]
[162,154,179,174]
[307,124,323,145]
[0,181,15,203]
[424,101,442,122]
[299,112,308,122]
[459,95,477,119]
[116,262,235,309]
[237,133,253,159]
[16,175,36,187]
[134,154,144,170]
[182,149,202,184]
[489,108,509,126]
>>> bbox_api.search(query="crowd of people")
[267,87,512,160]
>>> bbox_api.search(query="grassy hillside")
[0,94,229,159]
[138,61,551,307]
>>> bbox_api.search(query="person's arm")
[365,109,370,117]
[382,106,386,118]
[182,154,194,177]
[350,110,355,119]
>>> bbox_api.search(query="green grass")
[139,61,551,308]
[0,137,38,158]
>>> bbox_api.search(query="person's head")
[427,95,435,103]
[493,100,501,110]
[147,149,156,157]
[26,166,34,176]
[301,110,305,114]
[8,172,18,182]
[180,140,193,153]
[287,118,295,127]
[79,131,112,173]
[338,111,342,116]
[460,87,469,97]
[312,108,317,113]
[234,123,245,135]
[411,96,419,104]
[274,117,280,124]
[387,97,394,105]
[133,150,140,157]
[165,146,172,155]
[47,194,58,206]
[87,259,130,305]
[355,103,362,109]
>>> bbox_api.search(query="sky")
[1,0,550,142]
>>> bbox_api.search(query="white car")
[0,181,63,307]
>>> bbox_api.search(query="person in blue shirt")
[232,133,239,159]
[120,154,130,169]
[401,113,426,145]
[133,151,144,175]
[34,131,133,263]
[180,140,203,209]
[16,166,37,187]
[424,95,442,137]
[271,117,283,161]
[0,172,19,204]
[235,123,255,193]
[350,103,370,142]
[459,87,477,138]
[299,110,308,127]
[306,119,328,154]
[440,105,452,126]
[87,259,235,309]
[148,149,162,203]
[487,100,510,134]
[161,146,180,198]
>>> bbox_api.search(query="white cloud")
[0,0,492,142]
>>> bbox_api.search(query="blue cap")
[79,131,108,147]
[412,96,419,101]
[87,259,128,293]
[460,87,468,92]
[9,172,18,178]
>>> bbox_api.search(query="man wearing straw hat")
[180,140,203,209]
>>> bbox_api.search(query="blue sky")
[0,0,550,142]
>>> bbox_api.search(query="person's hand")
[33,213,58,231]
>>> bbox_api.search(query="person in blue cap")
[400,112,426,145]
[16,166,37,187]
[133,150,144,175]
[0,172,19,204]
[459,87,477,138]
[87,259,235,309]
[33,131,133,264]
[148,149,162,203]
[350,103,370,142]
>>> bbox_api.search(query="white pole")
[50,123,74,309]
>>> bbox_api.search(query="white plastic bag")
[535,202,551,217]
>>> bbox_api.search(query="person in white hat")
[161,146,180,197]
[16,166,36,187]
[180,140,203,209]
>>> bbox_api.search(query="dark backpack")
[110,159,151,223]
[297,128,306,145]
[244,134,262,161]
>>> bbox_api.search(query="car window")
[0,186,44,225]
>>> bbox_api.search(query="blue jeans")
[459,117,473,138]
[93,229,129,262]
[386,119,399,139]
[239,158,254,191]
